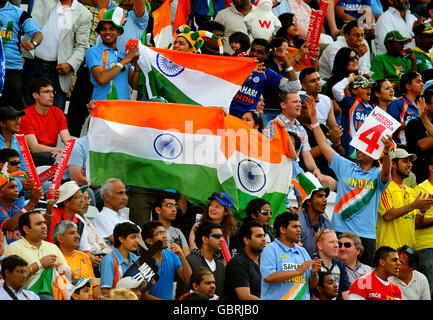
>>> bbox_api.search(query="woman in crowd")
[275,13,319,71]
[241,110,264,132]
[370,79,395,111]
[188,192,237,251]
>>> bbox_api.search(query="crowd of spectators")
[0,0,433,301]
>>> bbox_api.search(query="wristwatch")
[32,40,39,48]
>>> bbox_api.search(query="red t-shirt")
[19,104,68,147]
[349,271,402,300]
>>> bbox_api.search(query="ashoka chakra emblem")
[237,159,266,193]
[156,54,185,77]
[154,133,183,160]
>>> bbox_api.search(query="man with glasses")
[337,232,373,285]
[0,255,40,300]
[141,220,192,300]
[19,77,71,167]
[315,228,351,299]
[176,221,224,299]
[319,20,371,81]
[371,31,417,87]
[152,192,190,256]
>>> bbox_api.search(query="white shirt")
[0,281,40,300]
[316,94,333,125]
[93,207,135,249]
[374,7,417,55]
[215,5,255,55]
[35,0,77,61]
[389,271,431,300]
[319,36,371,81]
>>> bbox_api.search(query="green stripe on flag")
[236,190,288,223]
[147,66,201,105]
[341,185,377,221]
[89,151,239,209]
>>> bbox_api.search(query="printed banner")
[47,139,76,200]
[16,134,41,188]
[123,240,162,292]
[304,0,328,55]
[350,107,400,160]
[38,163,61,184]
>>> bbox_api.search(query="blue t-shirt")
[104,2,149,58]
[55,136,88,181]
[86,42,132,100]
[99,248,139,289]
[0,2,40,69]
[335,0,371,19]
[330,152,389,239]
[338,94,374,157]
[147,249,182,300]
[386,94,418,145]
[229,68,285,118]
[0,182,25,245]
[260,239,312,300]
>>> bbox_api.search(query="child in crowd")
[66,278,94,300]
[229,31,250,56]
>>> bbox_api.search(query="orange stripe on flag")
[92,100,225,135]
[220,115,291,163]
[151,47,257,85]
[334,187,365,213]
[153,0,171,37]
[292,179,308,201]
[174,0,191,31]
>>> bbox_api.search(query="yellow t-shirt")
[63,250,99,289]
[376,179,419,249]
[4,238,68,288]
[414,180,433,251]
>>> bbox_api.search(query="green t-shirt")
[370,54,412,85]
[414,46,433,73]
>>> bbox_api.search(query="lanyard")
[3,283,29,300]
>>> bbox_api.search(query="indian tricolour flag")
[153,0,172,48]
[134,42,256,110]
[87,100,293,221]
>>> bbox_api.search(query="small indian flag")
[153,0,172,48]
[87,101,293,220]
[134,42,256,110]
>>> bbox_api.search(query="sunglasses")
[338,241,352,248]
[153,230,166,237]
[211,192,231,206]
[315,228,332,243]
[209,233,223,239]
[259,210,272,216]
[349,55,359,61]
[8,161,20,166]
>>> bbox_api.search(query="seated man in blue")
[141,221,192,300]
[99,222,140,298]
[85,7,140,100]
[229,38,301,119]
[332,73,375,158]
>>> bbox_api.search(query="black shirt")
[223,250,261,300]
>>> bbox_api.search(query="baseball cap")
[384,31,411,45]
[390,148,417,161]
[413,23,433,37]
[208,192,234,210]
[424,79,433,91]
[95,7,125,34]
[116,276,147,289]
[0,106,25,122]
[57,181,89,204]
[351,75,376,89]
[66,278,94,300]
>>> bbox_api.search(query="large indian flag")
[135,43,256,110]
[87,101,293,220]
[152,0,172,48]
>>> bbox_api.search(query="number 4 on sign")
[358,124,386,154]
